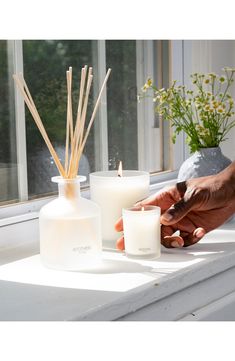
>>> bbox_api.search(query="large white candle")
[90,170,149,245]
[122,205,161,258]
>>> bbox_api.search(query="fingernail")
[162,213,173,222]
[195,228,205,238]
[171,241,181,248]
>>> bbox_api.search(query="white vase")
[178,147,232,182]
[39,176,102,270]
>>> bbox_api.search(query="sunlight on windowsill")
[0,250,206,293]
[1,224,233,293]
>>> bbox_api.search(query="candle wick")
[117,160,123,177]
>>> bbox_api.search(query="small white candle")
[122,205,161,258]
[90,169,149,245]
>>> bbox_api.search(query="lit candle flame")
[141,206,145,211]
[118,161,123,177]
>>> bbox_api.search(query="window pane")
[106,41,138,170]
[23,40,95,199]
[0,41,18,205]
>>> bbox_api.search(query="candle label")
[72,246,91,254]
[138,247,152,252]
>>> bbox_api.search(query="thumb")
[160,196,195,225]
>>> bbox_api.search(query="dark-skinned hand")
[115,163,235,249]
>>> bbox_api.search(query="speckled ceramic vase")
[178,147,232,182]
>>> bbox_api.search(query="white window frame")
[171,40,186,169]
[93,40,109,171]
[0,40,186,231]
[7,40,28,202]
[136,40,159,172]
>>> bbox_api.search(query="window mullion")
[171,40,186,169]
[12,40,28,201]
[136,40,161,172]
[136,40,147,171]
[93,40,109,171]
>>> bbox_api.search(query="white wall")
[183,40,235,161]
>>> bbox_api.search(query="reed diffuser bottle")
[13,64,111,271]
[39,176,102,270]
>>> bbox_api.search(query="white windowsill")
[0,218,235,321]
[1,177,235,321]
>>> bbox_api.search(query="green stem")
[221,71,234,102]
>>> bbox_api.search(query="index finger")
[134,193,159,207]
[136,186,180,212]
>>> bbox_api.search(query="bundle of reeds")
[13,66,111,179]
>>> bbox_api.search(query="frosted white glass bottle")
[39,176,102,271]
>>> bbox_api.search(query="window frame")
[92,40,109,171]
[10,40,28,202]
[0,39,186,225]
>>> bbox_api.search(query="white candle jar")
[122,205,161,258]
[39,176,102,270]
[90,171,149,245]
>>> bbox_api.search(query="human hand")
[115,168,235,249]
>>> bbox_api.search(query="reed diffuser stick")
[13,74,66,177]
[65,70,71,174]
[78,67,93,150]
[68,66,73,147]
